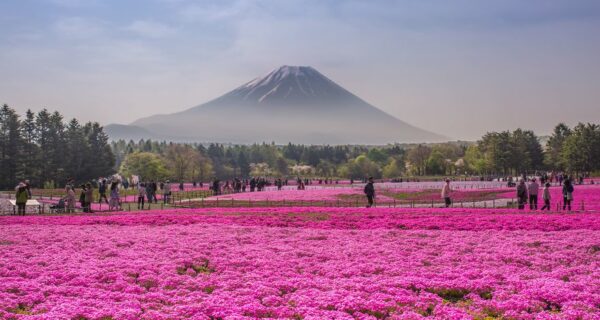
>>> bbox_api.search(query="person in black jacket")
[364,177,375,208]
[98,179,109,204]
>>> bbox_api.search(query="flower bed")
[1,208,599,319]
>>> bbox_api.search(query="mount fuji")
[106,66,447,144]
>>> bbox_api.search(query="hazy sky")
[1,0,600,140]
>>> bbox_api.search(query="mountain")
[106,66,448,144]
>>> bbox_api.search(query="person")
[109,181,120,211]
[24,180,32,199]
[441,179,452,208]
[84,182,94,213]
[212,179,221,196]
[144,181,154,203]
[364,177,375,208]
[79,185,86,212]
[540,182,551,211]
[15,181,29,215]
[562,178,574,211]
[145,182,153,204]
[138,183,147,210]
[163,180,172,204]
[98,179,109,204]
[151,181,158,203]
[65,186,76,213]
[528,178,539,210]
[179,181,184,191]
[516,179,528,210]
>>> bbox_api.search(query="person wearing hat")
[364,177,375,208]
[15,181,29,215]
[441,179,452,208]
[528,178,540,210]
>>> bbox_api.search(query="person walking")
[84,182,94,213]
[516,179,528,210]
[528,178,539,210]
[163,180,172,204]
[540,182,551,211]
[15,181,29,215]
[65,186,76,213]
[562,178,574,211]
[441,179,452,208]
[138,183,147,210]
[364,177,375,208]
[109,181,120,211]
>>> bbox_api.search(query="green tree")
[425,151,446,175]
[406,145,431,176]
[164,144,200,181]
[0,105,23,189]
[561,123,600,174]
[64,119,88,182]
[120,152,168,181]
[545,123,571,170]
[21,110,39,184]
[382,157,404,178]
[83,122,115,181]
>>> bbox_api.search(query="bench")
[8,199,42,215]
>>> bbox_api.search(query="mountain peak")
[240,65,321,91]
[224,65,356,105]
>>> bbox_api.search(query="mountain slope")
[110,66,447,144]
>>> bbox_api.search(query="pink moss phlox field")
[1,208,600,319]
[206,188,396,202]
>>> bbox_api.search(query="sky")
[1,0,599,140]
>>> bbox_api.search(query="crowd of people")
[362,175,579,210]
[11,172,590,214]
[208,177,338,195]
[515,176,575,211]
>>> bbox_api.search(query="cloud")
[126,20,176,38]
[46,0,99,8]
[53,17,106,39]
[177,0,251,22]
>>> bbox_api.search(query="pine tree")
[64,119,88,183]
[83,122,115,181]
[0,105,23,189]
[21,109,40,184]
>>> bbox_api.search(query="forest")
[1,104,599,188]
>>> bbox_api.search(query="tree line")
[1,103,598,189]
[0,105,114,189]
[113,122,599,182]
